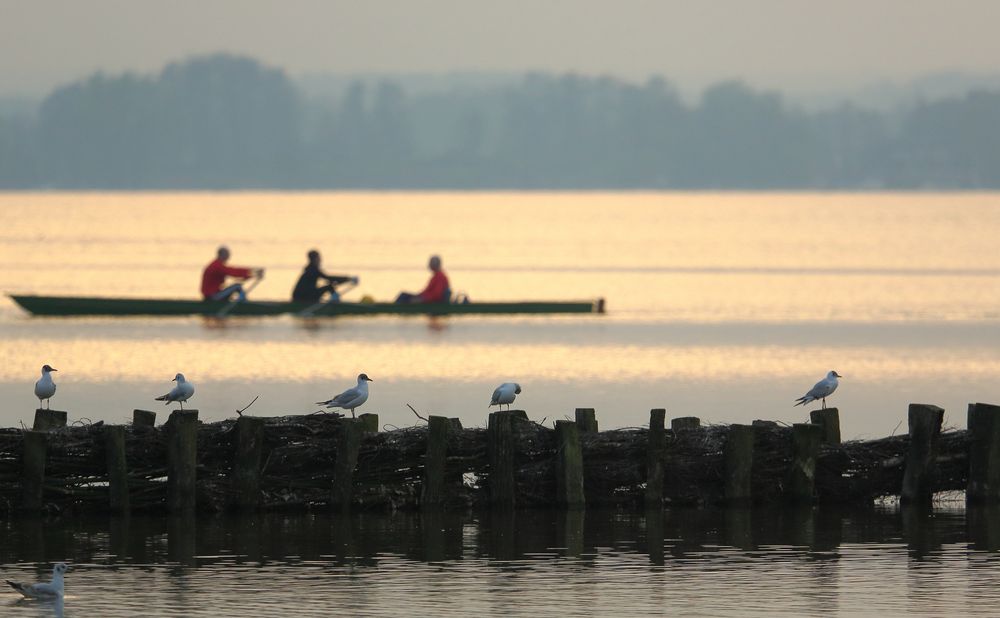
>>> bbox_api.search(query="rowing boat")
[7,294,605,317]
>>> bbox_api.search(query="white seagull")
[489,382,521,410]
[155,373,195,410]
[317,373,373,418]
[6,562,68,599]
[34,365,58,410]
[794,370,843,409]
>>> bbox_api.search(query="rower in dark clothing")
[292,250,356,303]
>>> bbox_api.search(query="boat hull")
[8,294,604,317]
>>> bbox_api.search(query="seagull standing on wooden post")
[794,370,843,409]
[34,364,57,409]
[318,373,373,418]
[489,382,522,411]
[155,373,195,410]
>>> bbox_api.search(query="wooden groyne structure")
[1,403,999,516]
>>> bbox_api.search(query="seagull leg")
[821,398,826,410]
[351,408,356,418]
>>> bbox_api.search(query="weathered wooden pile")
[1,402,999,516]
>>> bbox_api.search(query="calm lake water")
[4,507,1000,617]
[1,192,998,437]
[2,193,1000,615]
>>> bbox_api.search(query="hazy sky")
[2,0,999,96]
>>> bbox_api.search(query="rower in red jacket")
[395,255,450,304]
[201,246,264,301]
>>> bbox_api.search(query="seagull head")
[514,383,522,394]
[41,364,57,374]
[358,373,373,382]
[173,373,186,382]
[53,563,68,575]
[829,370,843,379]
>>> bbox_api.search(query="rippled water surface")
[4,507,1000,617]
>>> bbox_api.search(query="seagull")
[6,562,68,599]
[155,373,195,410]
[489,382,521,410]
[794,370,843,409]
[317,373,373,418]
[33,365,58,410]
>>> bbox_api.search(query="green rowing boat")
[7,294,605,317]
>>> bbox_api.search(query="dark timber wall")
[0,403,987,516]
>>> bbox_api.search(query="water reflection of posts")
[724,507,754,550]
[557,508,585,558]
[644,508,665,565]
[901,504,940,559]
[901,404,944,506]
[168,512,197,567]
[967,506,1000,551]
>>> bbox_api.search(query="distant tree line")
[2,53,999,189]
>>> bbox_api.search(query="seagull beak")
[51,368,58,372]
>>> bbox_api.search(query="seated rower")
[395,255,450,304]
[292,250,356,303]
[200,246,264,302]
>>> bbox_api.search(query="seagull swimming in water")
[33,365,58,410]
[794,370,843,409]
[6,562,68,599]
[155,373,195,409]
[318,373,373,417]
[489,383,521,410]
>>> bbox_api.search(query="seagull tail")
[6,581,25,594]
[154,394,168,402]
[793,397,809,407]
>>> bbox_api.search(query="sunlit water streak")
[1,193,999,436]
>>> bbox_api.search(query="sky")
[2,0,999,97]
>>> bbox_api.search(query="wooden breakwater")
[1,403,998,516]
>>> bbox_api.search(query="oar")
[298,278,358,317]
[216,273,263,318]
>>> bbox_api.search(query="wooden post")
[422,415,450,507]
[449,418,463,431]
[105,425,130,512]
[901,404,944,505]
[645,409,666,507]
[32,409,67,431]
[574,408,598,433]
[968,403,1000,504]
[809,408,841,445]
[166,410,198,513]
[724,424,754,505]
[21,431,47,511]
[133,409,156,428]
[555,420,585,507]
[358,413,379,433]
[230,416,265,510]
[331,419,363,509]
[671,417,700,432]
[487,410,519,507]
[787,423,824,503]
